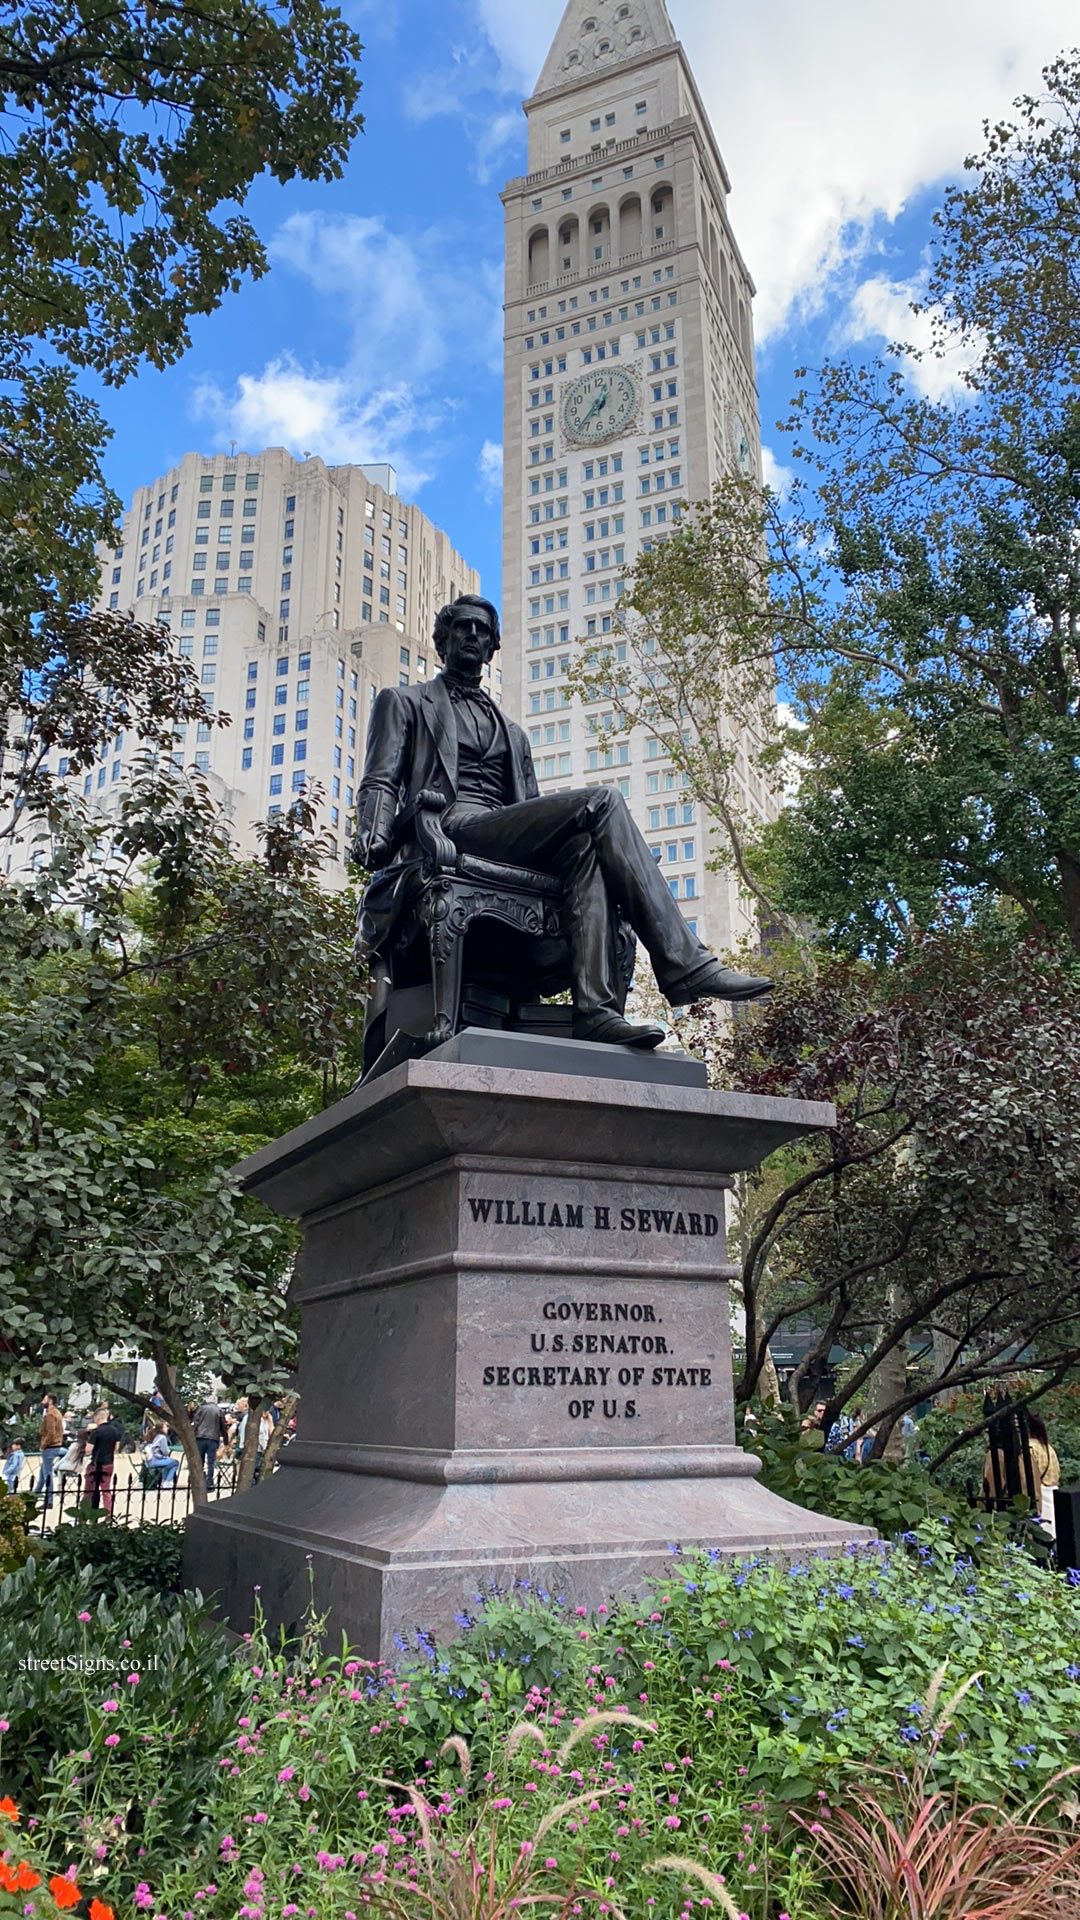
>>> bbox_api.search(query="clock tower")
[500,0,774,958]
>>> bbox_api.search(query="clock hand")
[580,388,608,424]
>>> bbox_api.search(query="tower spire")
[532,0,677,99]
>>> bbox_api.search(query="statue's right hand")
[352,834,391,870]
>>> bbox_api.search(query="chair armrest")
[411,790,457,873]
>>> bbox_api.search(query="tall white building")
[501,0,775,954]
[12,449,483,884]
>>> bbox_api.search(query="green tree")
[0,770,366,1501]
[0,0,363,669]
[768,54,1080,956]
[578,55,1080,963]
[679,929,1080,1458]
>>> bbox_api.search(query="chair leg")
[421,887,465,1045]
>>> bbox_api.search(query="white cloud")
[473,0,1075,340]
[402,45,522,182]
[477,438,504,501]
[760,443,793,496]
[193,358,438,494]
[842,275,982,400]
[192,213,502,493]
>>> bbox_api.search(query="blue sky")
[98,0,1077,603]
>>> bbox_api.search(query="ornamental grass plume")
[645,1855,745,1919]
[793,1665,1080,1919]
[366,1713,649,1920]
[795,1783,1080,1920]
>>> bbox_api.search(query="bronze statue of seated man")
[351,594,770,1048]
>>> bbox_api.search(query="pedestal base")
[184,1040,873,1658]
[186,1455,871,1661]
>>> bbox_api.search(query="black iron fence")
[23,1452,274,1534]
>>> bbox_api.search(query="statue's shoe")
[662,959,773,1007]
[572,1011,666,1049]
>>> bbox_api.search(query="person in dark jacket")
[83,1407,121,1512]
[194,1398,228,1492]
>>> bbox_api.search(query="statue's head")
[434,594,501,672]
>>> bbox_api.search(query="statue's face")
[443,605,497,677]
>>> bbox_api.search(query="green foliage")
[41,1519,185,1603]
[0,1554,236,1821]
[0,0,363,629]
[0,1493,36,1576]
[0,773,365,1408]
[591,57,1080,961]
[758,59,1080,958]
[743,1412,1049,1563]
[919,1377,1080,1495]
[6,1528,1080,1919]
[674,931,1080,1449]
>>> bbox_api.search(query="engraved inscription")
[468,1195,720,1236]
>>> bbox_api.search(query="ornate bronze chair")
[357,789,633,1080]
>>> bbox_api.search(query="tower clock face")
[562,367,638,444]
[729,408,754,478]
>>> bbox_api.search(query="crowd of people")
[1,1390,291,1513]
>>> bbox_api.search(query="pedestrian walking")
[2,1437,26,1494]
[34,1394,65,1509]
[194,1397,229,1493]
[82,1406,121,1513]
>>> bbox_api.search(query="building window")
[294,708,308,731]
[241,748,253,771]
[269,773,282,794]
[294,739,307,762]
[199,476,214,493]
[271,744,284,766]
[247,661,258,681]
[245,473,259,490]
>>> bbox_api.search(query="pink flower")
[102,1699,120,1713]
[0,1720,8,1732]
[77,1612,91,1623]
[105,1732,120,1747]
[278,1767,295,1782]
[545,1859,558,1871]
[664,1815,681,1829]
[127,1672,140,1686]
[134,1886,155,1911]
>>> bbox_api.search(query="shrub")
[744,1411,1051,1563]
[0,1554,237,1840]
[0,1492,36,1576]
[41,1517,185,1602]
[6,1526,1080,1918]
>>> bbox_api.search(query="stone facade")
[501,0,777,957]
[4,451,483,885]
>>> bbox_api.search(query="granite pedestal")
[184,1032,873,1658]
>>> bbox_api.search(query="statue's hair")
[433,594,501,659]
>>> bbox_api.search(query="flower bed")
[2,1524,1079,1918]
